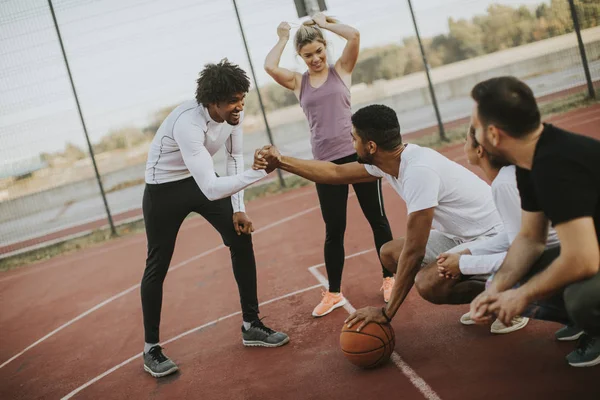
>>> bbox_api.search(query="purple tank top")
[299,66,355,161]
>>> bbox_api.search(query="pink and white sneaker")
[381,277,395,303]
[312,291,347,317]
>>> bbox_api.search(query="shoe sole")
[557,331,585,342]
[144,364,179,378]
[568,353,600,367]
[491,318,529,334]
[312,297,348,318]
[242,336,290,348]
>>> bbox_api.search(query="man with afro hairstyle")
[141,59,289,378]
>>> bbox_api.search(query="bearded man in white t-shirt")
[253,104,502,330]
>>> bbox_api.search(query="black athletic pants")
[315,153,394,293]
[141,177,259,344]
[521,246,600,336]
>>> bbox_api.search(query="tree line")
[245,0,599,115]
[50,1,599,158]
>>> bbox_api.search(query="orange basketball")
[340,321,395,368]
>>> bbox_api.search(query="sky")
[0,0,550,174]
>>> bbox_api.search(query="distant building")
[0,155,48,180]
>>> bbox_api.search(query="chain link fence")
[1,0,599,257]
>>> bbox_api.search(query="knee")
[143,245,173,283]
[142,266,168,288]
[415,269,447,305]
[366,213,389,230]
[380,241,398,273]
[228,232,253,250]
[324,222,346,242]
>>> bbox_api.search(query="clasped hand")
[253,145,282,173]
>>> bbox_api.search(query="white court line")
[308,250,442,400]
[60,283,323,400]
[0,237,145,284]
[0,285,140,370]
[0,204,324,369]
[0,216,210,284]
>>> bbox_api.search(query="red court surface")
[1,104,599,400]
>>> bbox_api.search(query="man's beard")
[356,152,374,165]
[227,116,240,125]
[479,136,511,165]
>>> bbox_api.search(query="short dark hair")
[471,76,540,139]
[195,59,250,106]
[351,104,402,151]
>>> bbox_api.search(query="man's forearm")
[490,236,545,292]
[517,255,593,303]
[385,250,424,318]
[279,156,352,184]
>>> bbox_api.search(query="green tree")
[94,127,146,154]
[144,105,177,136]
[574,0,600,29]
[146,0,600,117]
[63,142,86,161]
[432,18,485,63]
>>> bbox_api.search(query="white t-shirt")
[364,144,502,240]
[459,165,560,275]
[145,100,266,212]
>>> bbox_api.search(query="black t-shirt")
[516,123,600,245]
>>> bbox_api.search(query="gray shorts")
[421,230,490,268]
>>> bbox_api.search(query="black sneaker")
[143,345,179,377]
[242,319,290,347]
[555,325,584,341]
[566,334,600,367]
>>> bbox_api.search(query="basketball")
[340,321,395,368]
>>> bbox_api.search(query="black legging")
[315,153,394,293]
[521,246,600,336]
[141,177,259,344]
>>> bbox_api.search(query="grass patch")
[0,219,147,272]
[106,178,145,194]
[411,125,469,149]
[244,174,312,202]
[537,89,599,116]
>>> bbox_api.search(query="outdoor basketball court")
[1,105,599,399]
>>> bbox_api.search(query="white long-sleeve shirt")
[459,165,560,275]
[144,101,266,212]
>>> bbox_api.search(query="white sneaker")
[490,316,529,334]
[460,312,476,325]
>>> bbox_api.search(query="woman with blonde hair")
[264,13,394,317]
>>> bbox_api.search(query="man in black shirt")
[468,76,600,367]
